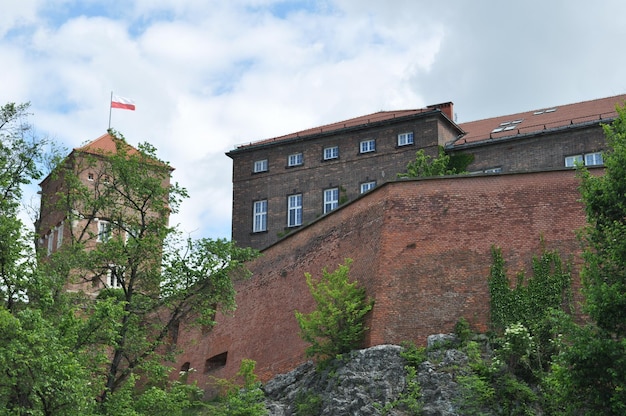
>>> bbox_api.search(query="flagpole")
[108,91,113,131]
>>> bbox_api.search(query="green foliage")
[454,317,473,344]
[40,131,260,405]
[398,146,470,178]
[0,308,98,415]
[0,115,259,414]
[205,360,268,416]
[488,244,572,334]
[395,365,424,415]
[578,105,626,336]
[400,341,427,368]
[294,390,323,416]
[455,337,540,416]
[551,103,626,414]
[294,258,374,361]
[447,152,475,173]
[374,343,425,415]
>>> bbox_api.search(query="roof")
[229,102,456,152]
[74,132,139,156]
[453,94,626,147]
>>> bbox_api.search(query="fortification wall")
[173,169,589,388]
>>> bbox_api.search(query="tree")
[552,104,626,413]
[0,102,49,313]
[0,103,97,414]
[295,258,374,361]
[0,115,258,413]
[44,131,258,407]
[398,146,472,178]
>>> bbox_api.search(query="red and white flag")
[111,95,136,111]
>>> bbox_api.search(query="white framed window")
[253,159,268,173]
[324,146,339,160]
[584,152,603,166]
[360,139,376,153]
[360,181,376,194]
[324,188,339,214]
[287,194,302,227]
[253,200,267,232]
[87,173,94,181]
[97,220,111,242]
[47,231,54,256]
[56,223,63,248]
[124,224,140,243]
[106,265,123,288]
[398,132,414,146]
[564,155,583,167]
[288,153,303,167]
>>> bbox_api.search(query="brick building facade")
[227,103,460,250]
[173,169,590,386]
[228,95,625,250]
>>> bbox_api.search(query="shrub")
[295,258,374,362]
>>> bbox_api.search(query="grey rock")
[263,335,493,416]
[264,345,407,416]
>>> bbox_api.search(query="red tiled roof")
[75,133,138,156]
[454,94,626,146]
[233,104,452,150]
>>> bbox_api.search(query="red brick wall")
[173,169,588,388]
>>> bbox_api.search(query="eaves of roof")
[226,106,461,157]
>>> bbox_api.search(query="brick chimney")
[427,102,454,121]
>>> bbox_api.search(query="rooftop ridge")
[233,106,444,150]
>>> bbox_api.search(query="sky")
[3,0,626,240]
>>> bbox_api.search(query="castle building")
[227,95,624,250]
[36,133,171,295]
[165,93,626,387]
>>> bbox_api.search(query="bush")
[295,259,374,361]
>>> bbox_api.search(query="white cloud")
[3,0,626,240]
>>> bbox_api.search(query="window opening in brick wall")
[97,219,111,242]
[360,181,376,193]
[324,188,339,214]
[253,200,267,232]
[360,139,376,153]
[106,264,123,288]
[204,352,228,373]
[397,132,414,146]
[287,194,302,227]
[253,159,268,173]
[565,152,603,168]
[57,222,63,248]
[324,146,339,160]
[288,153,303,167]
[584,152,603,166]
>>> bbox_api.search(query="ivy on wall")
[488,244,572,334]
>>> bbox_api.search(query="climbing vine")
[488,244,572,334]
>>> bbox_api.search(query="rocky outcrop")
[263,335,481,416]
[264,345,408,415]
